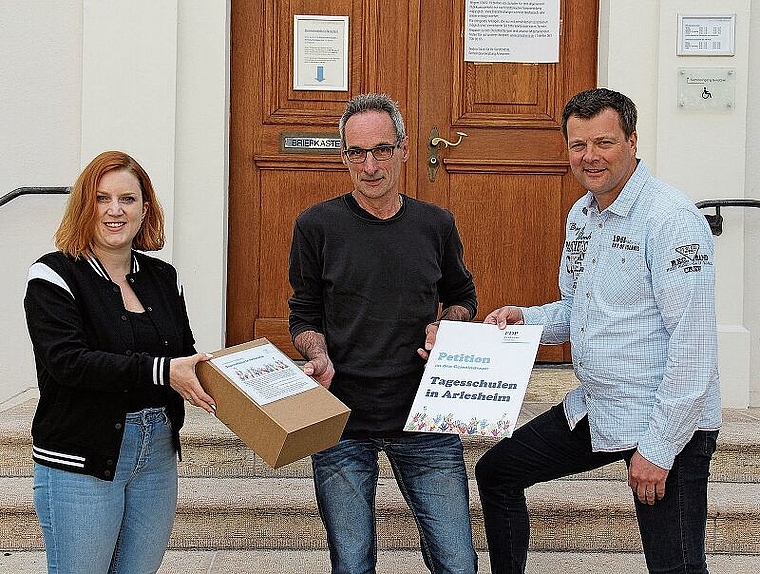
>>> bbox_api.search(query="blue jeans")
[311,433,478,574]
[475,403,718,574]
[33,407,178,574]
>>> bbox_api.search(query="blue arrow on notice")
[315,66,325,82]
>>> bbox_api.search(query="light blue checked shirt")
[522,161,722,469]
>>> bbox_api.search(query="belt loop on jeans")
[126,406,167,425]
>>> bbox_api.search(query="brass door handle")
[430,132,468,148]
[427,128,468,182]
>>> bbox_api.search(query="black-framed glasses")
[342,143,400,164]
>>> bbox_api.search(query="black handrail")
[695,198,760,236]
[0,186,69,208]
[3,188,757,237]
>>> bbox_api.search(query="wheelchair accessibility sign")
[677,68,735,111]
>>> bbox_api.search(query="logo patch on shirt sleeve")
[668,243,710,273]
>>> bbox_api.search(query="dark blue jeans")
[475,403,718,574]
[312,433,478,574]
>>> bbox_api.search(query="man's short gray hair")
[339,93,406,147]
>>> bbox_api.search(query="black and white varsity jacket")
[24,250,194,481]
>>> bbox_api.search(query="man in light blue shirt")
[475,88,721,574]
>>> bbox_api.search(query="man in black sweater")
[288,93,478,574]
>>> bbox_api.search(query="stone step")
[3,397,760,483]
[2,476,759,554]
[3,549,760,574]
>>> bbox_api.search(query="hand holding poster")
[405,321,543,438]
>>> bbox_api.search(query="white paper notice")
[210,343,317,405]
[464,0,560,63]
[293,15,349,91]
[405,321,543,438]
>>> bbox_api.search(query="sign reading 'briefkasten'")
[405,322,543,438]
[280,133,342,154]
[197,338,350,468]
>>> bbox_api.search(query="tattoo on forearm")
[293,330,328,361]
[440,305,471,322]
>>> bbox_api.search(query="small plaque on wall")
[677,68,735,111]
[677,15,735,56]
[280,133,342,154]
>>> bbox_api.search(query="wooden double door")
[228,0,598,361]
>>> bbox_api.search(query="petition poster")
[405,321,543,438]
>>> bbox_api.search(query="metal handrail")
[0,186,69,208]
[695,198,760,236]
[3,188,757,237]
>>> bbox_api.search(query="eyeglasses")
[342,143,400,164]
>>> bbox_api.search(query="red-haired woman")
[24,150,216,573]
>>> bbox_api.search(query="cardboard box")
[196,338,350,468]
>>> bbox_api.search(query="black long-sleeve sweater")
[288,193,477,436]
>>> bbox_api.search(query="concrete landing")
[2,550,759,574]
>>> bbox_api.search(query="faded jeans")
[475,403,718,574]
[33,407,178,574]
[311,433,478,574]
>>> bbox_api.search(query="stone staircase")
[1,366,759,573]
